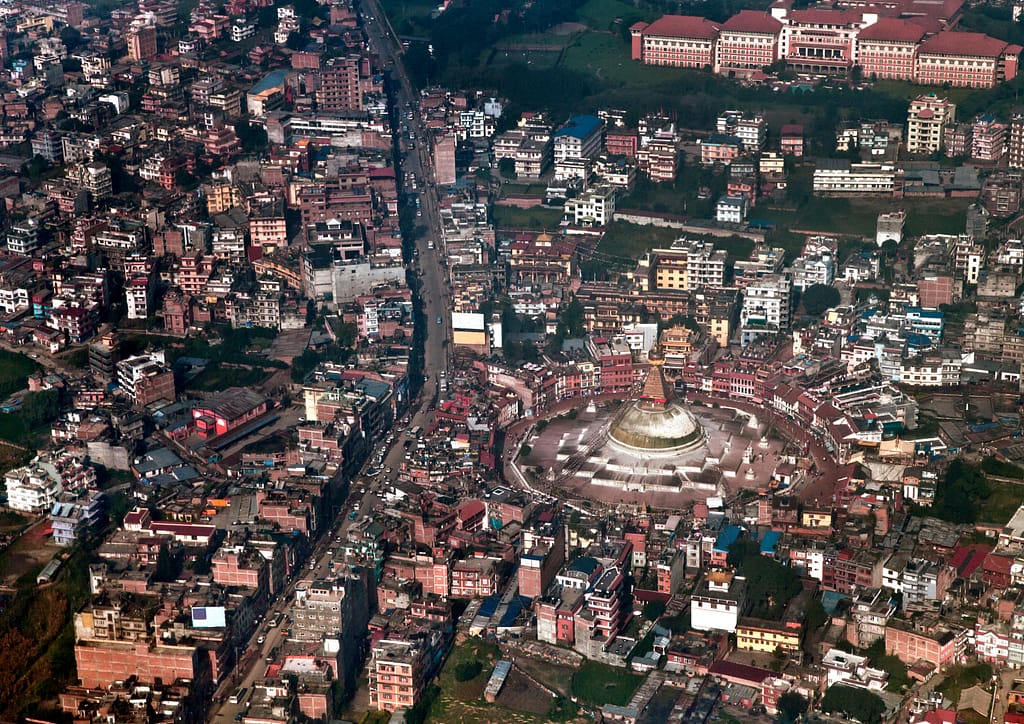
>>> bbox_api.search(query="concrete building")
[907,94,956,155]
[116,352,175,407]
[741,273,792,336]
[692,570,746,632]
[876,210,905,246]
[553,115,604,164]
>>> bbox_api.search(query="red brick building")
[75,639,206,689]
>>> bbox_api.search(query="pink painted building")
[715,11,782,76]
[630,15,720,68]
[916,32,1021,88]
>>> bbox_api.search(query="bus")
[229,687,248,705]
[407,426,422,438]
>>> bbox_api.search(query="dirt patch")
[497,668,553,716]
[0,518,60,586]
[551,21,586,34]
[513,656,576,699]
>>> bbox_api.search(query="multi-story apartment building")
[116,352,176,407]
[319,55,365,113]
[369,639,430,712]
[907,94,956,154]
[1010,111,1024,169]
[553,115,604,163]
[127,25,157,62]
[638,238,727,292]
[885,618,965,670]
[630,15,720,68]
[972,114,1007,161]
[563,184,616,227]
[717,110,766,151]
[740,273,792,335]
[636,131,679,182]
[715,11,781,76]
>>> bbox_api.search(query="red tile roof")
[788,8,867,26]
[950,543,990,578]
[893,0,966,22]
[642,14,720,40]
[857,17,928,43]
[709,660,773,685]
[720,10,782,35]
[918,31,1011,57]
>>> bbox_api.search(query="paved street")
[207,7,454,721]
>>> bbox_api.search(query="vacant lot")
[185,364,271,392]
[0,350,38,399]
[496,668,553,716]
[514,656,576,699]
[571,661,644,707]
[492,205,564,230]
[0,519,60,587]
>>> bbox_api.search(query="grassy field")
[571,661,643,707]
[594,221,680,261]
[500,183,549,198]
[576,0,652,31]
[977,479,1024,525]
[0,350,38,398]
[185,364,271,392]
[427,638,584,723]
[492,205,564,230]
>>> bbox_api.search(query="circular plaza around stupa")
[514,356,787,507]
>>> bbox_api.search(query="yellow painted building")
[735,617,802,654]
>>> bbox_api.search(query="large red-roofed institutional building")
[630,1,1021,89]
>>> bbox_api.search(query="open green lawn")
[571,661,643,707]
[756,197,971,242]
[577,0,652,31]
[500,183,549,198]
[492,205,564,230]
[595,221,679,261]
[977,479,1024,525]
[562,33,671,87]
[489,47,563,69]
[0,350,38,398]
[185,364,270,392]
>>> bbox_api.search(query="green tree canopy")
[777,690,808,723]
[931,459,990,524]
[821,684,885,724]
[801,284,841,316]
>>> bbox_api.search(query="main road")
[362,0,452,413]
[207,8,454,722]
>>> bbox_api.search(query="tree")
[235,121,269,154]
[777,691,808,723]
[498,157,517,180]
[286,31,306,51]
[821,684,885,724]
[932,459,990,524]
[643,600,666,620]
[801,284,841,316]
[154,544,181,582]
[454,660,482,681]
